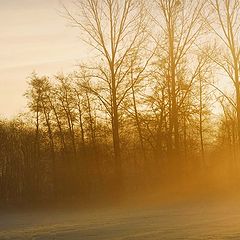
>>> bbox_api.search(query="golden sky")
[0,0,88,118]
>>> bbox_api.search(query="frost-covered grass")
[1,199,240,239]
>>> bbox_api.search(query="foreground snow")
[1,199,240,239]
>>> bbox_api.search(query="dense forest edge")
[1,0,240,207]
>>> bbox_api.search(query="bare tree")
[153,0,208,158]
[64,0,150,180]
[208,0,240,151]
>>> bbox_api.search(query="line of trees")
[1,0,240,205]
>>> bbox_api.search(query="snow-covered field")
[1,199,240,239]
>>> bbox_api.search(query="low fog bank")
[2,155,240,239]
[3,156,240,212]
[2,182,240,240]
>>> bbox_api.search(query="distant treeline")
[1,0,240,205]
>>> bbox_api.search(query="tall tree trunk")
[169,19,179,156]
[199,76,205,167]
[34,100,40,199]
[235,73,240,155]
[42,100,57,197]
[48,96,66,154]
[112,83,122,179]
[131,84,147,166]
